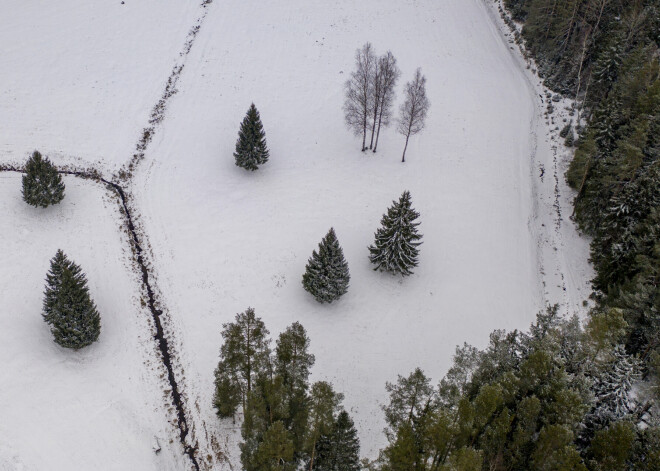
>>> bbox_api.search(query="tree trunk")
[369,103,379,149]
[401,134,410,162]
[362,120,367,151]
[373,106,385,152]
[308,440,316,471]
[572,157,592,216]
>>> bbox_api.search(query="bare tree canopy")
[397,68,430,162]
[372,51,401,153]
[343,42,376,151]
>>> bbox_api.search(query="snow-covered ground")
[0,0,594,468]
[131,0,591,463]
[0,175,185,470]
[0,0,200,173]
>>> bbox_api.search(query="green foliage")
[588,421,636,471]
[234,103,269,171]
[368,190,423,276]
[215,317,358,470]
[254,421,295,471]
[42,250,100,349]
[22,151,65,208]
[213,307,270,420]
[275,322,315,455]
[302,228,350,303]
[313,410,361,471]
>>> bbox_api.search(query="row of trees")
[496,0,660,468]
[213,309,361,470]
[343,43,430,162]
[374,307,657,470]
[302,191,423,303]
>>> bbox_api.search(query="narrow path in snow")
[0,165,201,469]
[478,0,593,317]
[3,1,218,469]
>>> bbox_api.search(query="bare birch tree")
[371,51,401,153]
[397,68,430,163]
[343,42,375,151]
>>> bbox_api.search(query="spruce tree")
[313,410,361,471]
[42,252,101,349]
[234,103,270,171]
[302,228,350,303]
[368,190,422,276]
[22,151,65,208]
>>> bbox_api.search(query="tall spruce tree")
[22,151,65,208]
[234,103,270,171]
[313,410,361,471]
[368,190,422,276]
[42,251,100,349]
[302,228,350,303]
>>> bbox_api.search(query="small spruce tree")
[43,251,101,349]
[314,410,361,471]
[368,190,422,276]
[302,228,350,303]
[234,103,270,171]
[22,151,65,207]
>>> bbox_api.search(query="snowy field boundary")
[0,164,207,469]
[479,0,593,318]
[1,1,222,468]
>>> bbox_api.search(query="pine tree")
[276,322,316,453]
[234,103,270,171]
[42,252,101,349]
[369,191,423,276]
[306,381,344,470]
[213,363,242,422]
[22,151,65,208]
[313,410,361,471]
[254,421,296,471]
[213,307,271,417]
[302,228,350,303]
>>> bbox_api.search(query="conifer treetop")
[22,150,65,208]
[369,190,422,276]
[234,103,270,171]
[302,228,350,303]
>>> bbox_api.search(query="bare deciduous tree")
[344,42,375,151]
[371,51,401,153]
[397,68,429,163]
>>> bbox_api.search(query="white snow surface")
[0,0,200,173]
[0,0,594,468]
[0,175,185,470]
[132,0,591,463]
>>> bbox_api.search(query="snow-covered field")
[0,175,184,470]
[1,0,593,468]
[0,0,200,173]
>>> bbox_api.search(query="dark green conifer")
[43,249,71,317]
[368,190,422,276]
[234,103,270,171]
[313,410,361,471]
[22,151,65,207]
[42,251,101,349]
[302,228,350,303]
